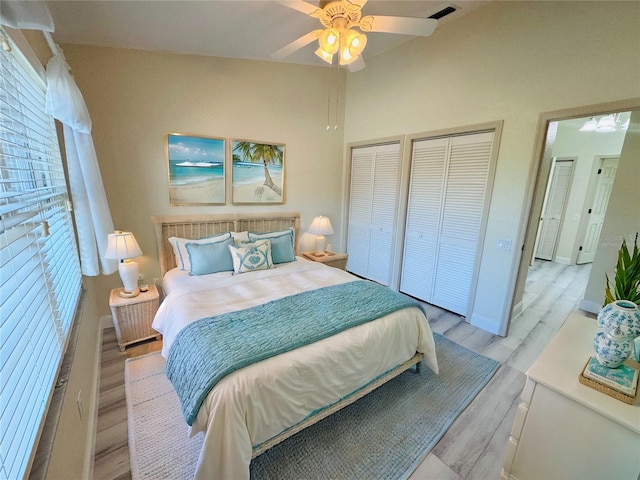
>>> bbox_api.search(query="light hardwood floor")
[94,260,592,480]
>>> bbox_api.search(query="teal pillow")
[247,228,295,264]
[168,231,232,271]
[185,237,234,275]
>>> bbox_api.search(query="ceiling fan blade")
[363,15,437,36]
[272,30,322,60]
[348,55,366,72]
[351,0,369,9]
[276,0,323,16]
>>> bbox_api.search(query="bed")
[150,213,439,479]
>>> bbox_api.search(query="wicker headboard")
[151,213,301,276]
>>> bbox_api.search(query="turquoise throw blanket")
[166,280,425,426]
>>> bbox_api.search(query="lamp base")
[118,259,140,298]
[314,235,327,255]
[119,289,140,298]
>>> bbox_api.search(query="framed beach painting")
[231,140,285,204]
[166,133,225,205]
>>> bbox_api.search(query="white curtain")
[46,54,116,275]
[1,1,117,275]
[0,0,54,31]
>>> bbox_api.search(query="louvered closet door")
[400,137,448,299]
[347,143,400,285]
[347,146,374,278]
[367,143,400,285]
[432,132,493,315]
[401,131,494,317]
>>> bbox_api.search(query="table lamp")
[105,231,143,298]
[308,215,334,254]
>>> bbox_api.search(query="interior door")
[431,132,493,315]
[400,137,448,300]
[346,146,374,278]
[367,144,400,285]
[535,158,575,261]
[400,131,494,317]
[577,156,619,264]
[346,143,400,285]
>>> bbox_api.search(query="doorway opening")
[510,109,632,335]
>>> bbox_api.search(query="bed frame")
[149,212,423,459]
[151,212,301,277]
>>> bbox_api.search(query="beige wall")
[61,45,348,315]
[343,1,640,334]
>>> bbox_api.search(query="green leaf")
[605,233,640,306]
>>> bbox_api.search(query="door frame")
[505,98,640,334]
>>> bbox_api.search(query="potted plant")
[596,233,640,365]
[604,233,640,306]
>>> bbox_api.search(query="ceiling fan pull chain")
[334,61,339,130]
[326,63,332,131]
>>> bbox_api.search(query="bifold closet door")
[347,143,400,286]
[400,132,494,316]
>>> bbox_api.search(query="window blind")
[0,31,82,480]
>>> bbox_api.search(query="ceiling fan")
[272,0,438,72]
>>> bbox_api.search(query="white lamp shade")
[308,216,334,236]
[105,231,142,260]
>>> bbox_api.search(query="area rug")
[125,333,499,479]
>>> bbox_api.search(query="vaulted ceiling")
[47,1,489,68]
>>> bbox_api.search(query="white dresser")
[501,312,640,480]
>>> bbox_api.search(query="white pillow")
[228,240,273,274]
[168,232,231,271]
[230,231,250,245]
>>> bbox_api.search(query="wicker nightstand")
[109,285,161,352]
[302,251,348,270]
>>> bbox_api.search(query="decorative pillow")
[230,231,250,245]
[228,240,273,274]
[168,232,231,271]
[185,237,234,276]
[247,228,295,264]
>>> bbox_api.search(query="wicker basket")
[109,286,160,351]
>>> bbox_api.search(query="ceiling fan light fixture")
[319,27,340,54]
[315,47,334,64]
[346,30,367,57]
[579,117,597,132]
[596,114,616,132]
[339,47,358,65]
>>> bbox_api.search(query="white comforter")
[152,258,439,480]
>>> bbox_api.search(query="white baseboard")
[579,299,601,315]
[84,324,103,480]
[470,313,500,335]
[511,301,523,320]
[554,256,571,265]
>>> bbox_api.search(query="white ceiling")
[46,1,489,68]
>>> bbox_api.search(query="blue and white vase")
[593,325,633,368]
[597,300,640,339]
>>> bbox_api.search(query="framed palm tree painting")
[231,140,285,204]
